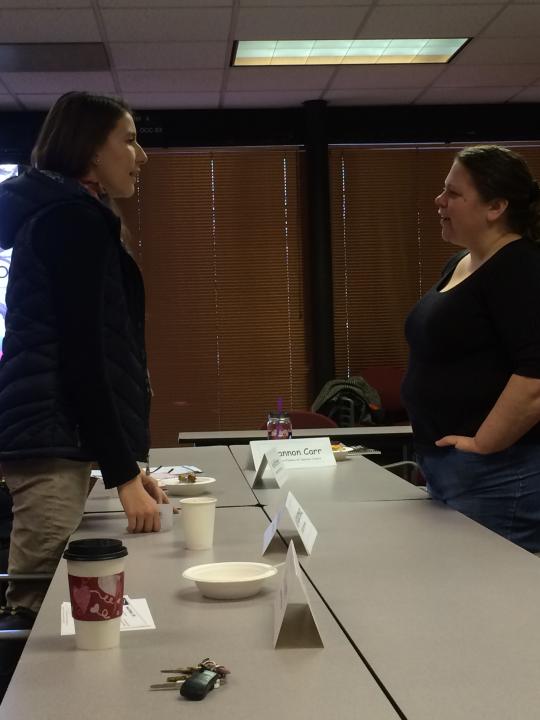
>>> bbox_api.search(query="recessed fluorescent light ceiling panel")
[232,39,469,66]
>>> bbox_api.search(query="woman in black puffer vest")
[0,92,170,625]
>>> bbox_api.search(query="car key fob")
[180,669,219,701]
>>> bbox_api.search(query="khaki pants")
[3,458,92,612]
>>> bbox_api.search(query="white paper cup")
[158,502,173,532]
[179,497,217,550]
[63,538,127,650]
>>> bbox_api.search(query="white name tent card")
[262,504,285,554]
[250,437,335,479]
[262,491,318,555]
[273,541,323,649]
[252,446,289,488]
[285,492,318,554]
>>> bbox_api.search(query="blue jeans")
[417,444,540,553]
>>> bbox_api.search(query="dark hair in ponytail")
[456,145,540,241]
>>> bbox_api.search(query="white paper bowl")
[163,476,216,497]
[332,446,353,462]
[182,562,278,600]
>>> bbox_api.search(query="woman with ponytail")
[403,145,540,552]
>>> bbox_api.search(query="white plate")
[182,562,278,600]
[162,476,216,497]
[332,446,353,462]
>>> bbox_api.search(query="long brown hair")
[32,92,138,254]
[32,91,130,179]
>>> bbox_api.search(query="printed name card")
[252,446,289,488]
[250,437,335,480]
[285,492,318,554]
[273,541,323,649]
[262,491,318,555]
[262,504,285,554]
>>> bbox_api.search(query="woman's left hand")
[435,435,486,453]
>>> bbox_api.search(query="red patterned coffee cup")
[63,538,128,650]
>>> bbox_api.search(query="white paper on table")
[61,596,155,635]
[157,465,202,474]
[91,465,202,480]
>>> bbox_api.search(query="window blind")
[120,149,308,446]
[329,144,540,379]
[329,147,424,375]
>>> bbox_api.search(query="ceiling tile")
[223,89,321,107]
[118,69,223,92]
[16,93,72,109]
[0,94,18,109]
[0,10,100,42]
[0,1,89,6]
[227,66,333,91]
[0,43,109,72]
[240,0,369,5]
[123,92,220,109]
[416,86,524,104]
[102,8,232,42]
[434,64,540,87]
[110,42,227,70]
[325,87,424,105]
[360,4,503,37]
[331,64,444,90]
[379,0,498,4]
[511,87,540,103]
[100,0,231,5]
[483,4,540,36]
[235,7,369,39]
[454,38,540,64]
[1,71,115,93]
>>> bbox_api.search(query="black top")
[402,238,540,451]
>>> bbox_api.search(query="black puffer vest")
[0,170,150,471]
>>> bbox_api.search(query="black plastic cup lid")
[63,538,128,562]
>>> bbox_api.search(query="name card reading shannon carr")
[250,437,336,479]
